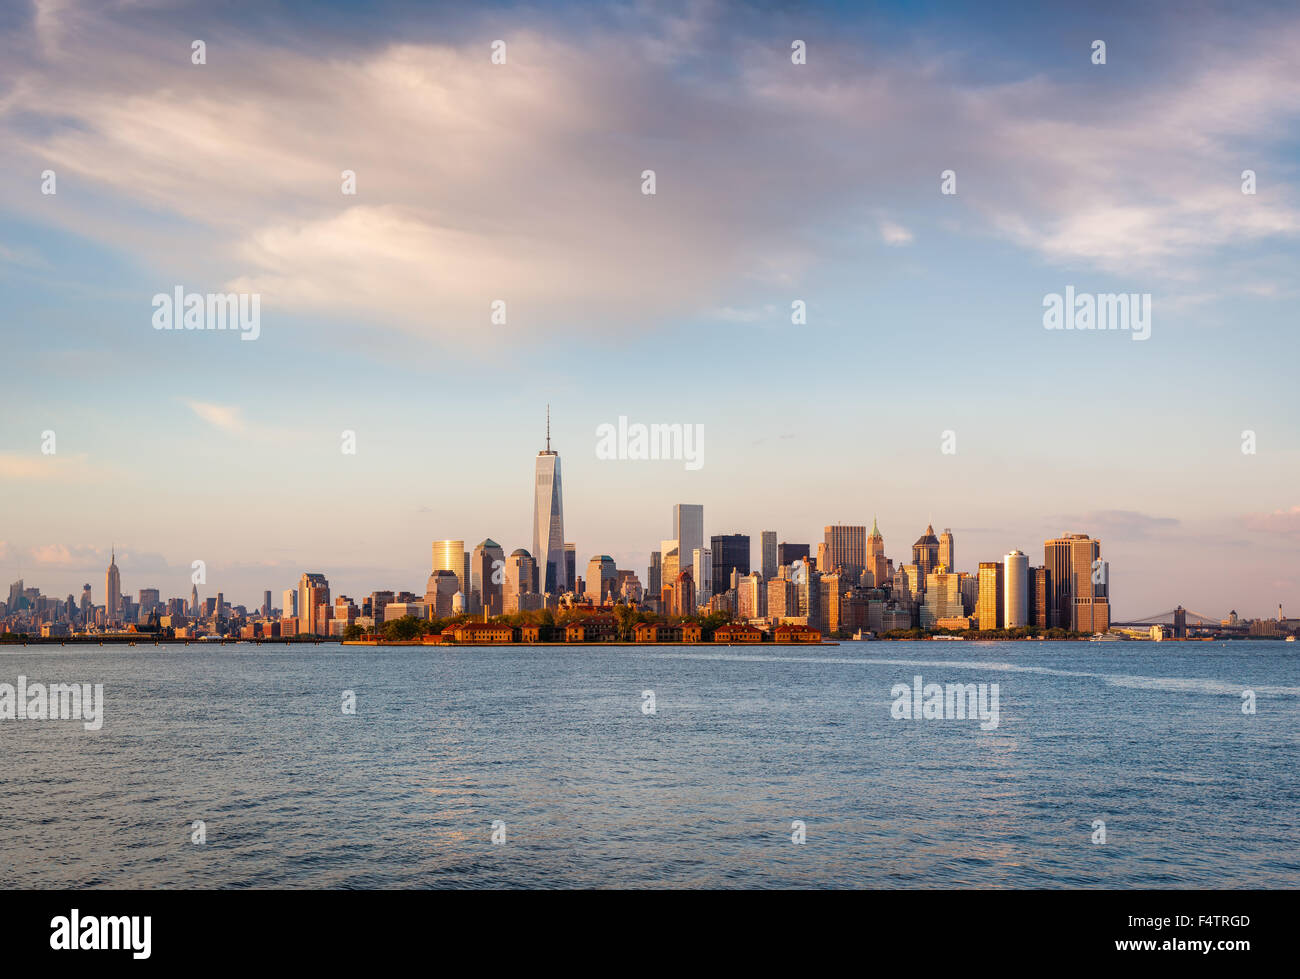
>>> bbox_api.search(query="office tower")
[816,542,827,574]
[431,540,468,596]
[297,572,330,635]
[673,505,704,577]
[281,588,297,620]
[939,529,955,572]
[912,525,940,579]
[660,539,680,596]
[1004,550,1029,628]
[563,544,576,595]
[189,583,199,617]
[1173,606,1187,639]
[425,570,459,619]
[1030,566,1050,629]
[760,531,777,580]
[586,555,617,602]
[767,576,796,620]
[1044,534,1109,632]
[672,569,696,617]
[79,584,92,626]
[472,539,505,616]
[920,569,963,628]
[818,572,843,635]
[532,408,567,596]
[692,547,712,606]
[647,552,662,608]
[977,562,1004,630]
[260,591,272,617]
[216,592,224,617]
[710,534,750,595]
[138,588,160,618]
[959,574,979,616]
[867,518,888,587]
[503,549,536,614]
[823,525,866,580]
[737,572,764,620]
[777,542,810,568]
[104,547,121,625]
[7,579,22,611]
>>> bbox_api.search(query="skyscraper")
[760,531,777,580]
[1004,550,1029,628]
[532,408,567,596]
[1044,534,1109,632]
[472,539,505,616]
[586,555,617,602]
[673,505,704,577]
[432,540,468,595]
[563,543,577,595]
[297,572,330,635]
[912,525,940,579]
[711,534,750,595]
[778,542,810,568]
[823,525,866,580]
[104,547,121,626]
[660,540,680,605]
[867,518,888,587]
[939,529,955,572]
[977,562,1004,630]
[692,547,712,606]
[504,549,536,614]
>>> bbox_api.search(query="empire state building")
[532,408,567,597]
[105,546,122,625]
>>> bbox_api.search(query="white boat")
[1089,632,1123,642]
[931,634,965,641]
[1286,635,1296,643]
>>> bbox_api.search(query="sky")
[1,0,1297,619]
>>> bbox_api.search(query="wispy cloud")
[1242,505,1300,537]
[186,400,245,434]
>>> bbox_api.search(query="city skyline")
[2,2,1298,621]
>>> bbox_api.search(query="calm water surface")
[1,640,1296,888]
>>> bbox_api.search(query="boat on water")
[1287,635,1296,643]
[931,635,965,641]
[1089,632,1123,641]
[852,630,878,641]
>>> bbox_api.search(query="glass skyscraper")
[532,410,567,596]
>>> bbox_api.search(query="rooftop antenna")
[546,404,551,452]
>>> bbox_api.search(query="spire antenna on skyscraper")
[546,404,551,452]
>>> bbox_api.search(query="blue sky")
[1,0,1297,618]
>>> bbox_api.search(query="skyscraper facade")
[778,542,810,568]
[1004,549,1029,628]
[711,534,750,595]
[977,562,1004,630]
[912,525,940,579]
[532,411,567,597]
[431,540,468,596]
[472,539,505,616]
[1044,534,1109,632]
[939,529,955,572]
[297,572,330,635]
[673,505,704,578]
[586,555,617,602]
[823,524,866,580]
[760,531,777,580]
[692,547,712,606]
[104,548,121,625]
[867,518,888,587]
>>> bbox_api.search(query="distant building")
[104,548,122,626]
[586,555,618,603]
[823,525,866,580]
[912,525,940,580]
[692,547,712,606]
[532,410,567,595]
[297,572,330,635]
[431,540,468,596]
[673,505,704,580]
[867,518,888,588]
[504,549,536,614]
[472,539,505,616]
[977,562,1004,631]
[711,534,750,595]
[939,529,955,572]
[777,542,809,568]
[1004,550,1029,628]
[760,531,778,580]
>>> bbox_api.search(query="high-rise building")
[586,555,617,602]
[282,588,297,620]
[977,562,1004,631]
[472,539,505,616]
[431,540,468,596]
[425,569,459,619]
[767,575,796,620]
[504,549,536,614]
[672,569,696,617]
[532,409,567,596]
[563,544,577,595]
[711,534,750,595]
[939,529,955,572]
[660,540,680,604]
[778,542,810,568]
[1044,534,1109,633]
[912,525,940,580]
[760,531,777,580]
[673,505,704,577]
[1004,550,1029,628]
[738,572,765,620]
[692,547,712,606]
[647,552,662,610]
[1030,566,1050,629]
[920,569,963,628]
[867,518,888,588]
[823,525,866,580]
[297,572,330,635]
[104,547,121,625]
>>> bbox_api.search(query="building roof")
[913,524,939,547]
